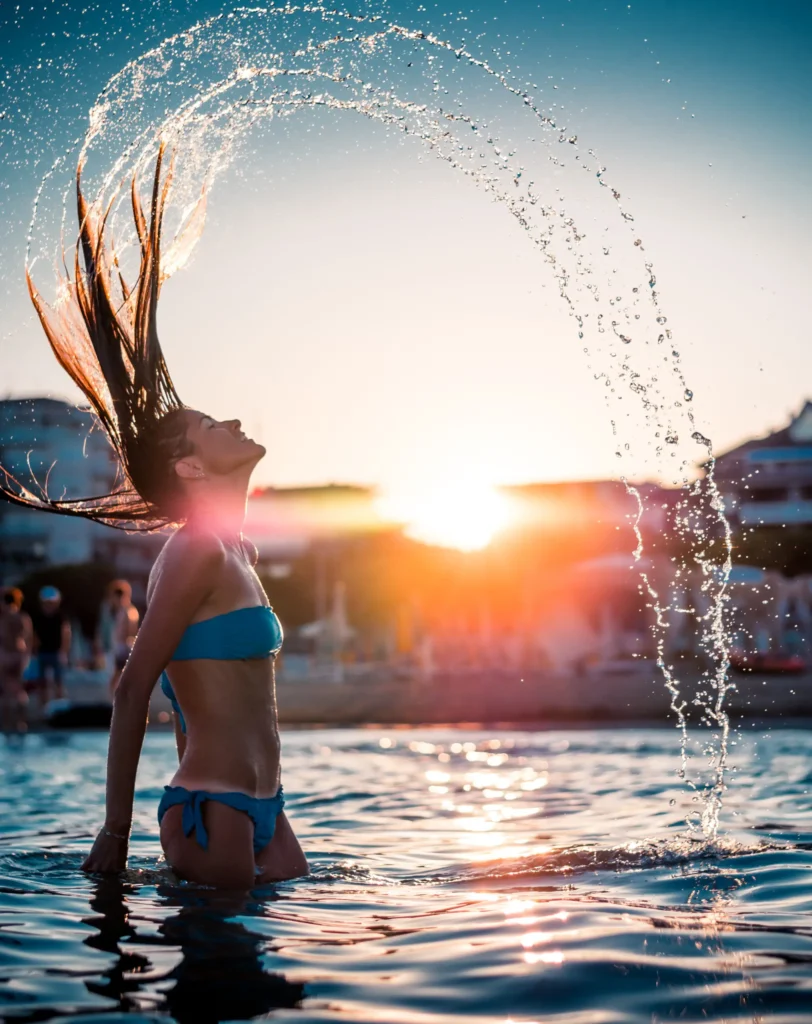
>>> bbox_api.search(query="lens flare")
[377,483,514,551]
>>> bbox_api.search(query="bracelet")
[100,825,130,841]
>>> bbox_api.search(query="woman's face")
[182,410,266,477]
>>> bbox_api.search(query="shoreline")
[34,666,812,728]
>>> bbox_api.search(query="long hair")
[1,146,194,531]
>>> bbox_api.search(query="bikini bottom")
[157,784,285,855]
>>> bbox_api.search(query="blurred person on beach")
[30,585,71,709]
[0,147,307,888]
[0,587,33,733]
[96,581,140,696]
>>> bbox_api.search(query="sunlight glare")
[377,482,514,551]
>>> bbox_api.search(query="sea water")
[1,725,811,1022]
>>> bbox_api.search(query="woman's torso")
[148,530,281,797]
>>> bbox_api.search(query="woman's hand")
[81,829,128,874]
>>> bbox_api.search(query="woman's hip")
[159,794,307,887]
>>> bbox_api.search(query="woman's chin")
[235,439,266,474]
[245,440,266,465]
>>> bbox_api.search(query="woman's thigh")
[255,812,309,884]
[160,801,257,889]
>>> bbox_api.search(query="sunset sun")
[378,483,514,551]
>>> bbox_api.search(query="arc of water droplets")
[25,3,733,839]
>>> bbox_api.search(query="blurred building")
[245,483,386,560]
[0,397,162,599]
[712,400,812,527]
[0,397,117,580]
[502,479,670,535]
[9,395,806,682]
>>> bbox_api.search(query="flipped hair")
[0,146,193,531]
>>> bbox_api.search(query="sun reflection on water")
[523,950,565,965]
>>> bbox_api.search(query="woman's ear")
[174,457,206,481]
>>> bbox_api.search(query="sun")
[378,483,514,551]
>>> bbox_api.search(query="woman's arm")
[82,533,224,873]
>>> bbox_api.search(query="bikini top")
[171,604,283,662]
[160,605,283,735]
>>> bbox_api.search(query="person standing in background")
[99,581,140,696]
[0,588,33,733]
[30,586,71,709]
[95,584,117,673]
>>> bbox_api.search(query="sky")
[0,0,810,502]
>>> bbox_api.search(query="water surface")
[1,726,811,1022]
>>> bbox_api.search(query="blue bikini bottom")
[157,785,285,854]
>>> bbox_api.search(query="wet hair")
[0,146,193,531]
[2,588,23,609]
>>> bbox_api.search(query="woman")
[1,147,307,887]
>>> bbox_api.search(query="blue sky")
[0,0,809,495]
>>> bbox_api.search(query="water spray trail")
[24,4,734,837]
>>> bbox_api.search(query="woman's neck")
[186,485,248,539]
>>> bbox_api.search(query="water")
[1,725,811,1022]
[17,3,734,834]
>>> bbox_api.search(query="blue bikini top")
[161,605,283,734]
[171,605,283,662]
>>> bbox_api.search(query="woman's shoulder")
[160,525,227,564]
[147,528,227,601]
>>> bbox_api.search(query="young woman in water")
[0,148,308,888]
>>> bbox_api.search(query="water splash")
[24,4,732,837]
[416,834,784,887]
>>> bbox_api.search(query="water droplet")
[684,389,693,401]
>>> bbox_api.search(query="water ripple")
[1,727,812,1022]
